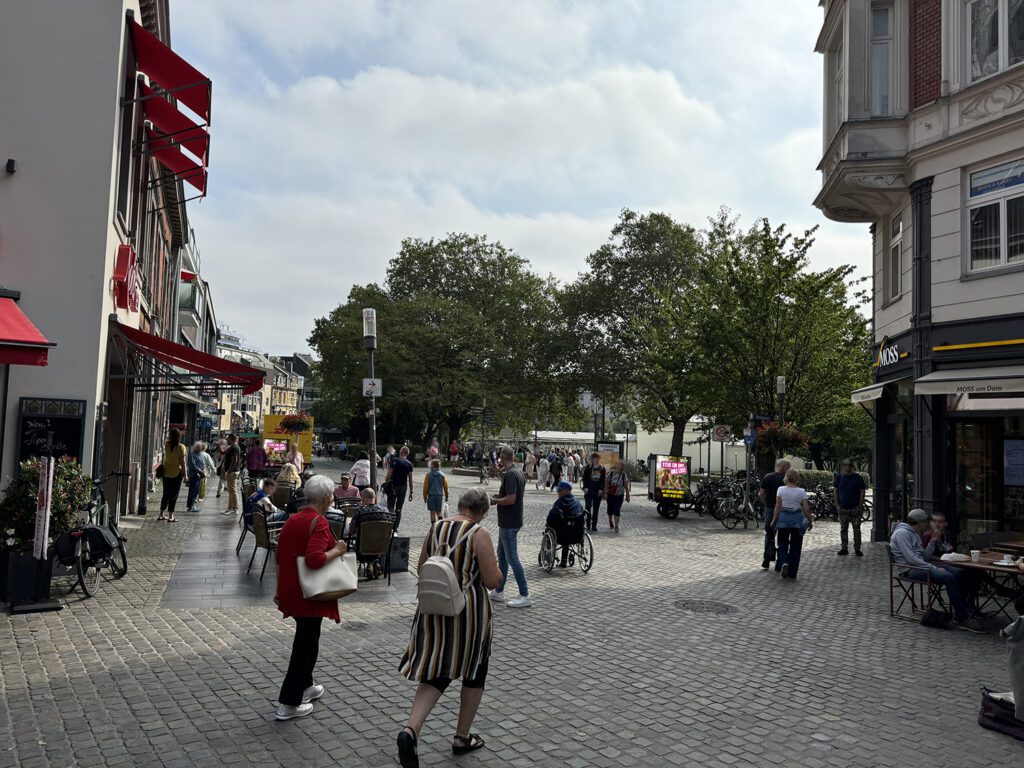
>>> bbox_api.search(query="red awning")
[140,83,209,164]
[148,129,207,194]
[130,20,211,124]
[0,298,55,366]
[112,320,263,394]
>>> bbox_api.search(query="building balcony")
[178,280,204,329]
[814,118,908,223]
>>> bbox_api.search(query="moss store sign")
[877,340,906,368]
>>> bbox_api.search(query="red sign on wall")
[113,244,140,312]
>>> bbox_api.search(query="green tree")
[695,210,872,472]
[309,234,575,448]
[563,209,711,455]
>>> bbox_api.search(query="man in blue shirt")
[833,459,867,556]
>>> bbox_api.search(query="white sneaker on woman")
[489,590,505,602]
[275,703,313,721]
[507,595,533,608]
[302,684,325,703]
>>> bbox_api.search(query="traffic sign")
[711,424,731,442]
[752,413,773,422]
[209,408,225,416]
[363,378,382,397]
[743,434,756,447]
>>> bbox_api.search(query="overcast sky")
[173,0,869,354]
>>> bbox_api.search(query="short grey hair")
[360,487,376,503]
[458,488,490,517]
[499,446,514,461]
[775,459,791,472]
[302,474,335,506]
[907,508,929,524]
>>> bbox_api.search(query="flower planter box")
[0,551,54,606]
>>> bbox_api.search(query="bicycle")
[53,472,129,598]
[719,485,761,530]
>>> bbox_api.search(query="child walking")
[422,459,449,524]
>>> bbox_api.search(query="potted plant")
[0,457,92,604]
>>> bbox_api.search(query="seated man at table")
[891,509,983,633]
[333,473,360,503]
[547,481,586,568]
[921,511,956,555]
[349,488,395,579]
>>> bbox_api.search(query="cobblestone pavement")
[1,459,1021,767]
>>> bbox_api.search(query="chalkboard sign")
[17,398,87,466]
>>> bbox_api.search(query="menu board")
[595,441,623,469]
[1005,439,1024,487]
[654,455,690,500]
[16,398,87,466]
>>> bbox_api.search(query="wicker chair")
[247,510,284,582]
[355,519,394,585]
[271,481,296,510]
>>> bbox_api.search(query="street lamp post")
[363,308,378,489]
[776,375,786,424]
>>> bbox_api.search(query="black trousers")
[584,490,601,529]
[160,474,184,514]
[279,616,323,706]
[388,489,407,531]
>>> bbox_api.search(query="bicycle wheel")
[719,500,738,529]
[577,532,594,573]
[76,538,102,597]
[109,542,128,578]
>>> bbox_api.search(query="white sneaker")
[302,684,325,703]
[489,590,505,602]
[507,595,533,608]
[275,703,314,721]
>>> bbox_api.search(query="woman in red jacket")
[274,474,347,721]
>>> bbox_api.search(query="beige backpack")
[417,522,478,616]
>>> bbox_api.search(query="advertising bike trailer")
[648,454,692,518]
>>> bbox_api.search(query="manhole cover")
[346,622,370,632]
[673,599,738,616]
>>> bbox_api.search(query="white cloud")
[171,0,866,354]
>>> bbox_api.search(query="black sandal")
[452,733,485,755]
[397,727,418,768]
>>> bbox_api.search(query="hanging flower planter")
[278,414,312,434]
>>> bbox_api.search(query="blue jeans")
[903,566,969,621]
[186,471,203,510]
[762,521,776,562]
[775,527,804,578]
[496,527,528,596]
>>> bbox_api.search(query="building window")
[967,157,1024,270]
[887,213,903,300]
[871,4,893,115]
[967,0,1024,82]
[831,41,845,136]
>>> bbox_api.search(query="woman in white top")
[770,469,814,581]
[351,451,372,490]
[524,451,536,480]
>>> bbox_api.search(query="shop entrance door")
[886,417,913,528]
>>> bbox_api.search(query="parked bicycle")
[53,472,129,598]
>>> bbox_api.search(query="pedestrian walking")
[197,441,216,503]
[536,454,549,491]
[524,450,536,481]
[489,447,531,607]
[758,459,790,569]
[158,428,187,522]
[422,459,450,524]
[770,469,813,580]
[548,452,563,491]
[604,459,630,532]
[565,451,576,483]
[834,458,867,557]
[245,438,268,479]
[351,451,372,491]
[214,438,228,498]
[273,475,347,721]
[449,438,460,467]
[221,434,243,516]
[285,442,304,475]
[581,452,606,531]
[338,439,348,462]
[185,441,206,513]
[386,446,416,531]
[397,488,502,767]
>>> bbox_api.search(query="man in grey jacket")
[890,509,983,633]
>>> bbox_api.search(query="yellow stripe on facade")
[933,338,1024,352]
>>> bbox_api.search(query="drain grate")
[673,599,738,616]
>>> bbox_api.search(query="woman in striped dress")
[398,488,503,768]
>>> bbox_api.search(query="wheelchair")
[537,519,594,574]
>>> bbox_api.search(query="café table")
[937,550,1024,622]
[990,540,1024,555]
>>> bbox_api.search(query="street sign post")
[711,424,731,442]
[362,378,382,397]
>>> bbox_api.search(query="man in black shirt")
[581,452,606,531]
[221,434,243,515]
[385,446,415,531]
[490,447,531,607]
[758,459,790,569]
[548,452,564,491]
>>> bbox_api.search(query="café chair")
[271,481,296,510]
[355,519,394,586]
[247,510,284,582]
[886,545,949,620]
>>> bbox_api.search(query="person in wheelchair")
[546,481,586,568]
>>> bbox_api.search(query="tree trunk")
[669,415,690,457]
[808,442,825,470]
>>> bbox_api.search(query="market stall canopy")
[110,320,264,395]
[0,298,55,366]
[915,366,1024,396]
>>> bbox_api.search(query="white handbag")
[297,518,358,600]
